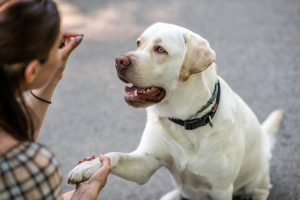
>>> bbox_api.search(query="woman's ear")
[24,60,40,84]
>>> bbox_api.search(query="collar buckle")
[184,120,195,130]
[183,117,207,130]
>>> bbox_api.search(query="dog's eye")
[158,47,164,52]
[154,46,167,54]
[137,41,140,48]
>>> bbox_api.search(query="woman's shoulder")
[1,141,60,169]
[0,141,62,181]
[0,141,63,200]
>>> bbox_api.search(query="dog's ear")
[179,34,216,82]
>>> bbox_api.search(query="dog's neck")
[148,64,219,120]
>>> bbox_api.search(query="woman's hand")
[28,31,84,141]
[85,154,111,191]
[53,31,84,83]
[69,155,111,200]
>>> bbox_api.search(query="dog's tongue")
[125,85,146,95]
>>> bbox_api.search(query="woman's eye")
[158,47,164,52]
[137,41,140,48]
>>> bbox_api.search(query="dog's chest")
[163,136,217,198]
[156,118,224,198]
[168,164,214,200]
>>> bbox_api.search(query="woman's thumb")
[99,155,111,174]
[99,155,110,166]
[61,36,83,59]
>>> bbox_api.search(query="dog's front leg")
[105,123,169,185]
[67,151,163,185]
[105,151,163,185]
[68,124,168,185]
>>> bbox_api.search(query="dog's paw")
[68,158,102,184]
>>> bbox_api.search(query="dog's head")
[115,23,216,108]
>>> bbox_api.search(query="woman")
[0,0,110,199]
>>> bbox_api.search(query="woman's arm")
[26,31,83,141]
[63,155,111,200]
[26,78,59,141]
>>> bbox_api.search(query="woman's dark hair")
[0,0,60,141]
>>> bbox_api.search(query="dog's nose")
[115,55,131,67]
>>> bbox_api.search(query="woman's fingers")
[64,37,71,46]
[61,31,83,47]
[59,30,84,60]
[59,35,83,61]
[86,155,111,189]
[89,155,111,180]
[60,31,83,48]
[60,37,71,49]
[99,155,111,175]
[49,30,84,82]
[99,155,110,165]
[99,155,111,176]
[62,30,84,37]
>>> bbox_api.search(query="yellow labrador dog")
[68,23,283,200]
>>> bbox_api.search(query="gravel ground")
[38,0,300,199]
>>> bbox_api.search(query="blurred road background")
[38,0,300,199]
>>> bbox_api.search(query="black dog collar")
[168,80,221,130]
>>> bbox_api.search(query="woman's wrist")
[85,180,103,198]
[70,181,102,200]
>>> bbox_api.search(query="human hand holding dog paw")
[67,155,111,200]
[68,155,110,185]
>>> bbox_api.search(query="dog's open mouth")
[124,84,166,108]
